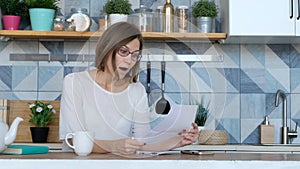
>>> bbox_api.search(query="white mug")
[65,131,94,156]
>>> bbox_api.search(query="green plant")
[25,0,60,11]
[195,104,209,126]
[104,0,132,15]
[28,101,56,127]
[192,0,218,18]
[0,0,29,17]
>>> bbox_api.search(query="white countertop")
[14,143,300,154]
[13,143,300,153]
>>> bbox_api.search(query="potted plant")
[0,0,28,30]
[103,0,132,25]
[195,104,209,129]
[28,100,56,143]
[192,0,218,33]
[25,0,60,31]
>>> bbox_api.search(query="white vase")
[109,14,128,26]
[193,126,205,144]
[198,126,205,131]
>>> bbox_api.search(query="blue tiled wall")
[1,0,300,145]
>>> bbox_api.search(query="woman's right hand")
[112,138,145,154]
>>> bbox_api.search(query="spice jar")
[67,8,91,32]
[53,17,65,31]
[65,18,76,31]
[176,5,189,32]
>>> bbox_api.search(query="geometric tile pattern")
[3,42,300,145]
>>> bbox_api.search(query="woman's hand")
[178,123,199,146]
[111,138,145,154]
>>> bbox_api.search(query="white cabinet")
[220,0,300,36]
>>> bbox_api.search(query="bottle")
[260,115,274,144]
[163,0,174,32]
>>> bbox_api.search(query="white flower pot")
[109,14,128,26]
[193,126,205,144]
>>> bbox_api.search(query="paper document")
[138,104,198,144]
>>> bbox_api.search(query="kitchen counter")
[3,143,300,169]
[14,143,300,153]
[1,151,300,169]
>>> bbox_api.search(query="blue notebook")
[1,145,49,155]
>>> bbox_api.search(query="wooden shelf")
[0,30,227,41]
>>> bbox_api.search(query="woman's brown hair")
[95,22,143,83]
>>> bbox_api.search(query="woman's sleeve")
[59,74,86,140]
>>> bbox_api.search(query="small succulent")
[195,104,209,126]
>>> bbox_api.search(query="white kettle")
[0,117,23,152]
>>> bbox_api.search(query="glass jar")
[65,18,76,31]
[53,17,65,31]
[176,6,189,32]
[154,6,164,32]
[133,6,154,32]
[67,8,91,32]
[98,10,108,32]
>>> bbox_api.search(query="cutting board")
[0,99,8,123]
[8,100,61,143]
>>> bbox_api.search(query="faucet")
[275,89,298,144]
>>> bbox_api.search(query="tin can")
[176,6,188,32]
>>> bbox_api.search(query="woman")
[59,22,199,154]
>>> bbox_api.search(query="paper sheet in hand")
[139,104,198,144]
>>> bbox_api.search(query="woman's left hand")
[179,123,199,146]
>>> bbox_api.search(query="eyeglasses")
[117,46,142,61]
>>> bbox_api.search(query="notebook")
[1,145,49,155]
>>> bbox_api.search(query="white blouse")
[59,71,151,141]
